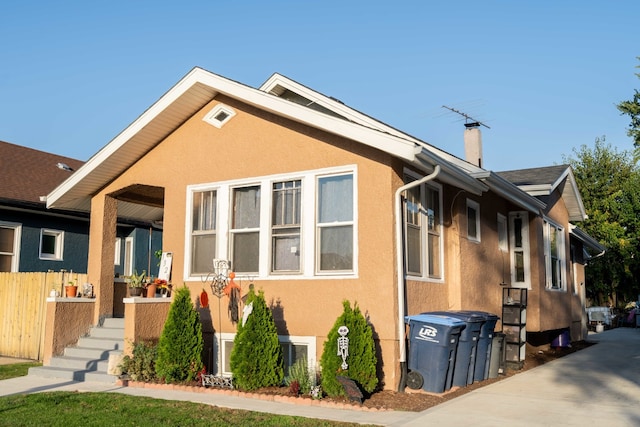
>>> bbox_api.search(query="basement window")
[203,104,236,128]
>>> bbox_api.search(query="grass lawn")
[0,364,370,426]
[0,392,369,426]
[0,362,41,380]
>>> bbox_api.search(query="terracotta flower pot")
[65,285,78,298]
[146,284,157,298]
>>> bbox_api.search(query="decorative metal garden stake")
[201,259,233,388]
[337,325,349,370]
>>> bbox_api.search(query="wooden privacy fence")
[0,272,88,361]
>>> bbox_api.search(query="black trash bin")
[458,310,500,382]
[488,332,506,378]
[404,314,466,393]
[426,311,484,387]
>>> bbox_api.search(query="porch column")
[88,194,118,324]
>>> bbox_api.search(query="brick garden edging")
[116,379,388,412]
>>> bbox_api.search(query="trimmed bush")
[155,286,204,383]
[119,340,158,382]
[230,287,284,390]
[320,300,378,397]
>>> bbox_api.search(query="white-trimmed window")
[0,221,21,272]
[114,237,122,265]
[497,214,508,252]
[203,104,236,128]
[231,185,261,274]
[215,333,316,377]
[544,219,566,290]
[403,173,443,281]
[466,199,481,243]
[509,212,531,288]
[185,166,356,279]
[191,190,217,275]
[39,229,64,261]
[272,180,301,273]
[317,173,354,273]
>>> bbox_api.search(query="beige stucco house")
[43,67,603,390]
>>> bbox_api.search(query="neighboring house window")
[570,243,578,294]
[272,180,301,273]
[466,199,480,242]
[231,186,261,274]
[191,190,217,275]
[0,222,21,272]
[186,166,356,279]
[497,214,508,252]
[317,174,354,273]
[39,229,64,261]
[403,174,443,280]
[124,236,134,276]
[544,219,565,290]
[509,212,531,288]
[216,333,315,377]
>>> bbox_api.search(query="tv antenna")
[442,105,490,129]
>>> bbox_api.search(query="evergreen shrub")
[320,300,378,397]
[155,286,204,383]
[229,287,284,390]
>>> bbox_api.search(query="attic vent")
[203,104,236,128]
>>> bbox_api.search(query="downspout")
[395,165,441,392]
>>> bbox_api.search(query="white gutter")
[395,165,441,371]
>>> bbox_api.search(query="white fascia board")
[563,169,587,220]
[516,184,552,196]
[416,148,488,195]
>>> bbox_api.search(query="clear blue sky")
[1,1,638,170]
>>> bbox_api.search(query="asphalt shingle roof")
[496,164,569,187]
[0,140,84,205]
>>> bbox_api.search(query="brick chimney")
[464,122,483,168]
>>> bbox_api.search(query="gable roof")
[46,67,491,220]
[497,165,586,221]
[0,140,83,207]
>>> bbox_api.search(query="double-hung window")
[544,219,565,290]
[272,180,301,273]
[317,174,354,273]
[0,222,21,272]
[191,190,217,275]
[466,199,480,242]
[509,212,531,288]
[403,175,443,280]
[231,186,261,274]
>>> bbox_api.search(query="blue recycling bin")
[405,314,466,393]
[458,310,500,382]
[426,311,484,387]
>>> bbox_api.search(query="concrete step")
[28,366,117,384]
[47,355,109,371]
[28,318,125,384]
[76,336,124,351]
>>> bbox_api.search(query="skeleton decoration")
[337,325,350,370]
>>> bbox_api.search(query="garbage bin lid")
[457,310,500,321]
[425,311,486,323]
[405,314,466,327]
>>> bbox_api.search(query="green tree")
[564,138,640,305]
[229,287,284,390]
[617,57,640,147]
[155,286,204,383]
[320,300,378,397]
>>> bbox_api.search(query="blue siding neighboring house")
[0,140,161,275]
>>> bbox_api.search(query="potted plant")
[65,278,78,298]
[126,270,147,297]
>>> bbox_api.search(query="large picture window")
[403,174,443,281]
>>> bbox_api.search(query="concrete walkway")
[1,327,639,426]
